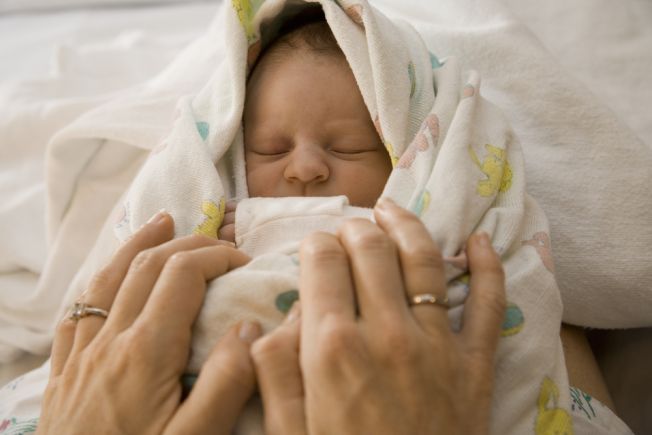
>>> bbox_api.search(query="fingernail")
[238,321,262,344]
[146,209,168,225]
[220,241,236,247]
[285,302,301,324]
[476,231,490,247]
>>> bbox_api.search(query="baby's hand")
[219,200,236,243]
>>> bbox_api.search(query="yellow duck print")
[194,198,226,239]
[469,144,513,197]
[535,377,574,435]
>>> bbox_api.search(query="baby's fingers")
[219,208,236,242]
[461,232,506,359]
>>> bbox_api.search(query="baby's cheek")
[341,165,389,208]
[246,161,280,197]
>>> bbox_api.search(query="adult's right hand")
[252,198,506,435]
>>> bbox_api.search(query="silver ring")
[409,293,449,308]
[69,302,109,321]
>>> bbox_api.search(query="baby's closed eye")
[328,140,384,156]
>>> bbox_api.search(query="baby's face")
[244,49,392,208]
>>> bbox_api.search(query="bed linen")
[0,0,650,432]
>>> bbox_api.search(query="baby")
[218,10,391,242]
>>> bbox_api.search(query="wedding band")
[409,293,449,308]
[69,302,109,321]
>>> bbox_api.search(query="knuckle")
[404,242,443,268]
[250,333,291,365]
[347,227,393,253]
[380,327,417,364]
[211,344,252,378]
[121,326,151,357]
[318,320,359,361]
[300,233,345,263]
[118,323,167,368]
[129,249,164,273]
[165,251,196,271]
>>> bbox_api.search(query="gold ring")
[69,302,109,321]
[409,293,449,308]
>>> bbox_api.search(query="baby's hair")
[253,6,344,71]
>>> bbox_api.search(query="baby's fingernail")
[220,241,236,247]
[284,302,301,324]
[475,231,490,247]
[238,321,262,344]
[147,209,169,225]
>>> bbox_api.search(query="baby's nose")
[283,145,329,185]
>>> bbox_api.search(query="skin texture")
[243,47,393,208]
[37,205,506,435]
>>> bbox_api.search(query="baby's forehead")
[248,10,344,78]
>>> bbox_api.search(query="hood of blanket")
[114,0,437,242]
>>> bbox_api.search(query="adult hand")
[37,211,260,435]
[252,198,506,435]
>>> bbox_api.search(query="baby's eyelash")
[330,148,374,155]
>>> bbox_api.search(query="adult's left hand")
[37,211,259,435]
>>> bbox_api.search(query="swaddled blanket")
[0,0,634,434]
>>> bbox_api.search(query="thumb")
[165,321,262,435]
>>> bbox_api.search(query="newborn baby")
[218,14,391,242]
